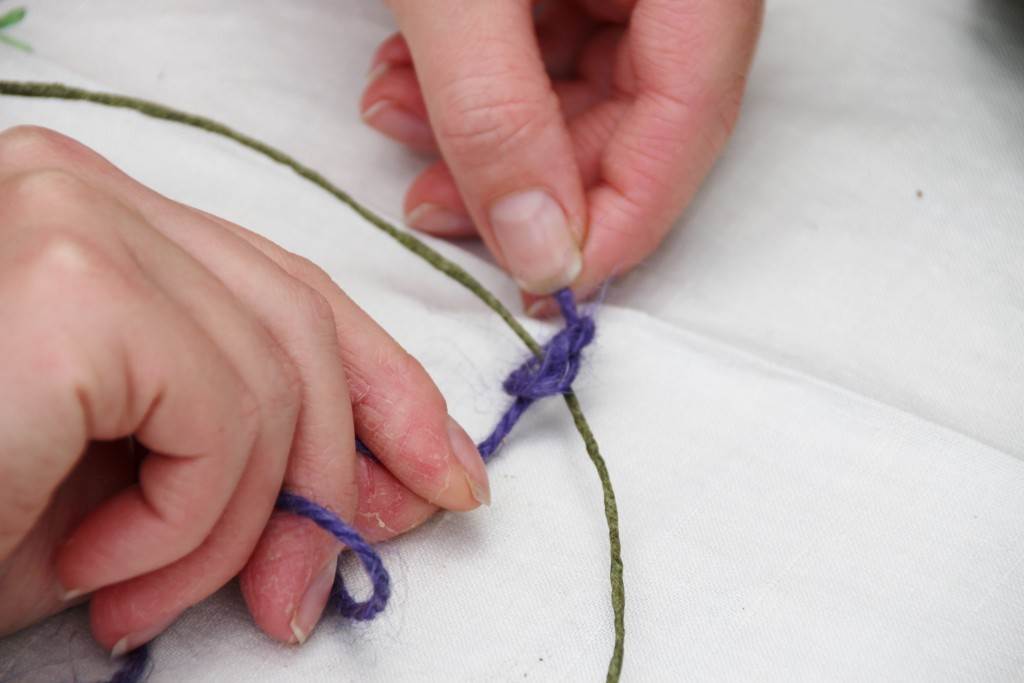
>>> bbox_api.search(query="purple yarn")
[105,288,593,683]
[275,492,391,621]
[478,289,594,460]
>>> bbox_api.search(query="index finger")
[572,0,764,300]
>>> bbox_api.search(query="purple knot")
[501,290,595,400]
[477,289,595,461]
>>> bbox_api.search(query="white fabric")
[1,1,1023,681]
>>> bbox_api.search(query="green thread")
[0,7,31,52]
[0,80,625,681]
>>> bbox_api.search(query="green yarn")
[0,80,625,682]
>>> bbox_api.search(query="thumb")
[388,0,585,295]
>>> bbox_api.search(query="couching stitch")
[278,288,594,625]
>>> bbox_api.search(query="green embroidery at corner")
[0,6,31,53]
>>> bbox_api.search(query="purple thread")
[478,289,594,461]
[275,492,391,620]
[105,288,593,683]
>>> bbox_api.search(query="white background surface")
[1,1,1023,681]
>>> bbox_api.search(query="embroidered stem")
[0,80,625,682]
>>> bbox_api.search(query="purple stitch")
[105,288,594,682]
[477,289,594,460]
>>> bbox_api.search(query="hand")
[361,0,763,314]
[0,127,488,652]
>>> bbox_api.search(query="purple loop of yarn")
[282,290,593,619]
[275,491,391,620]
[105,288,593,683]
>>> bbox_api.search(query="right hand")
[0,127,486,653]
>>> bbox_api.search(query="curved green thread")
[0,80,625,681]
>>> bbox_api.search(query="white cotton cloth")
[1,1,1023,681]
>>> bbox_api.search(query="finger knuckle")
[267,345,304,419]
[281,252,333,288]
[43,237,123,291]
[380,347,434,399]
[234,385,264,438]
[435,76,559,162]
[24,229,124,298]
[1,168,94,222]
[291,281,337,335]
[346,346,444,432]
[0,171,141,301]
[0,125,92,172]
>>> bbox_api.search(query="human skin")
[362,0,764,314]
[0,127,481,653]
[1,1,763,653]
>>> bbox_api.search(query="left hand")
[361,0,763,314]
[0,127,479,651]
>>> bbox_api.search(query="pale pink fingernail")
[290,555,338,644]
[110,614,179,659]
[58,585,87,602]
[406,203,474,235]
[446,416,490,506]
[488,189,582,295]
[361,100,433,148]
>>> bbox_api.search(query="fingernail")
[446,416,490,506]
[290,555,338,645]
[110,614,178,659]
[406,203,474,235]
[361,100,432,147]
[488,189,582,295]
[58,586,86,602]
[366,61,390,85]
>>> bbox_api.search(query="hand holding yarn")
[0,126,489,653]
[362,0,764,314]
[283,287,596,631]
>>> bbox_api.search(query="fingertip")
[360,65,436,152]
[350,339,483,512]
[289,555,337,645]
[522,278,601,319]
[523,293,557,319]
[405,202,476,238]
[53,484,208,597]
[370,32,412,70]
[361,100,436,153]
[240,512,340,644]
[89,584,181,653]
[404,161,465,216]
[487,189,583,295]
[360,64,427,117]
[445,417,490,507]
